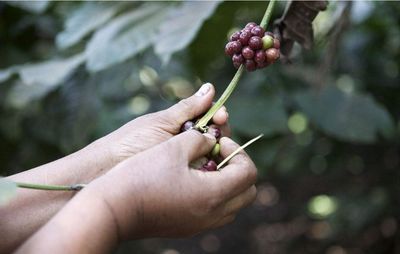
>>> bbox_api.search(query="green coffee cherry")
[211,143,220,158]
[262,35,274,49]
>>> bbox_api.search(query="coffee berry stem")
[15,182,86,191]
[194,0,276,131]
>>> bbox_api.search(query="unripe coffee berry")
[262,35,274,49]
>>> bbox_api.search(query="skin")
[16,132,257,254]
[0,83,231,253]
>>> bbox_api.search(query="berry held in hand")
[225,22,280,72]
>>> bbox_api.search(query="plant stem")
[16,182,86,191]
[194,0,276,131]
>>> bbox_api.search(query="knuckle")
[177,98,194,118]
[244,161,258,184]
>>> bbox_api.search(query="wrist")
[87,163,143,240]
[76,137,116,181]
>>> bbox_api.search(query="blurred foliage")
[1,1,400,254]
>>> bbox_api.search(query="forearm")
[0,138,114,253]
[15,185,119,254]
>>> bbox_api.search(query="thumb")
[165,130,216,161]
[164,83,215,126]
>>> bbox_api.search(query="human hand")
[97,83,230,167]
[90,130,257,240]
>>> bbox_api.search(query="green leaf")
[6,1,50,14]
[294,86,395,143]
[0,178,17,205]
[85,3,171,72]
[0,68,14,83]
[56,2,125,50]
[6,53,85,108]
[154,1,221,64]
[227,94,288,137]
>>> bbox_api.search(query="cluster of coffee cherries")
[225,22,280,72]
[181,120,221,172]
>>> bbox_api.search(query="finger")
[202,137,257,200]
[219,122,231,138]
[211,106,228,126]
[210,214,236,229]
[166,130,216,161]
[223,185,257,215]
[164,83,215,127]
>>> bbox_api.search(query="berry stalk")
[16,182,86,191]
[194,0,276,132]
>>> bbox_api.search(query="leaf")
[274,1,328,57]
[0,178,17,205]
[227,94,288,137]
[6,53,85,108]
[0,68,14,83]
[85,3,171,72]
[154,1,221,64]
[6,1,50,14]
[294,86,395,143]
[56,2,126,50]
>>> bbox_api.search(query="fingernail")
[195,83,211,97]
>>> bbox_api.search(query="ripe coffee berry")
[251,26,265,37]
[245,59,257,72]
[245,22,257,29]
[209,127,221,139]
[239,30,252,46]
[201,160,217,171]
[230,31,241,41]
[266,48,280,62]
[254,50,266,64]
[226,23,280,71]
[242,46,254,59]
[181,121,195,132]
[225,41,242,56]
[249,36,263,50]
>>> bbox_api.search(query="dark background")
[0,1,399,253]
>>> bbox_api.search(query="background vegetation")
[1,1,399,253]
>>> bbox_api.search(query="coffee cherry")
[225,41,242,56]
[211,143,220,158]
[201,160,217,171]
[265,31,274,37]
[181,121,195,132]
[248,36,263,50]
[239,30,252,46]
[266,48,280,62]
[251,26,265,37]
[262,35,274,49]
[242,46,254,59]
[232,54,244,68]
[256,61,269,69]
[230,31,241,41]
[209,127,221,139]
[273,38,280,49]
[254,50,266,64]
[245,59,256,72]
[226,24,279,70]
[245,22,257,29]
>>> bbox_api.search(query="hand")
[98,83,231,166]
[92,130,257,240]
